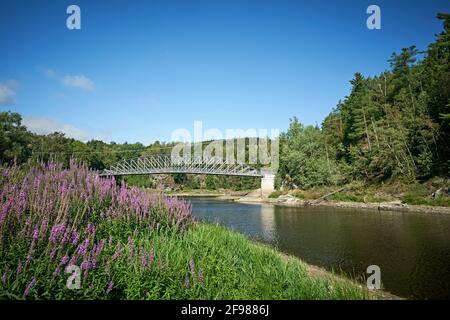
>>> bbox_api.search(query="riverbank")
[169,189,450,215]
[245,236,401,300]
[183,223,396,299]
[235,194,450,215]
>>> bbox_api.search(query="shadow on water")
[189,197,450,299]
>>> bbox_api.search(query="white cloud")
[22,116,90,142]
[43,68,57,79]
[0,80,18,106]
[38,66,95,92]
[61,75,95,91]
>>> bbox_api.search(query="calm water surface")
[189,197,450,299]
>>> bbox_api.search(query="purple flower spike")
[61,255,69,265]
[106,281,114,294]
[24,277,36,297]
[16,260,22,275]
[32,227,39,240]
[189,258,195,275]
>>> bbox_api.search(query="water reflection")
[259,204,276,242]
[190,198,450,299]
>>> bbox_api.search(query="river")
[189,197,450,299]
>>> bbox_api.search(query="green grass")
[2,222,372,300]
[105,223,371,299]
[400,187,450,207]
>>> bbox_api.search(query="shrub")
[268,191,283,198]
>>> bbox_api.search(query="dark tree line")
[0,113,259,190]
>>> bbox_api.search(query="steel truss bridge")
[100,155,263,177]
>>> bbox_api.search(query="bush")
[268,191,283,198]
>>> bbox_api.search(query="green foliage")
[0,112,32,164]
[123,175,155,188]
[277,14,450,190]
[268,191,283,198]
[278,118,342,189]
[205,175,216,190]
[400,183,450,207]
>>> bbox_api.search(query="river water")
[189,197,450,299]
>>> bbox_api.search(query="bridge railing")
[100,155,262,177]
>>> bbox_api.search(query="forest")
[277,14,450,194]
[1,13,449,199]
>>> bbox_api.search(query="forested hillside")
[278,13,450,189]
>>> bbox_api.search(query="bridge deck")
[100,155,263,177]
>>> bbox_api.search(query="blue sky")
[0,0,449,144]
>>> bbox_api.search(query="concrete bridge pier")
[261,173,275,198]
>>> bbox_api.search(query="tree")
[278,118,341,189]
[0,112,32,164]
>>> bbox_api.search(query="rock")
[378,200,408,211]
[277,194,298,204]
[388,200,404,206]
[432,187,450,199]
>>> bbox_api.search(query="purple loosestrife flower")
[198,269,204,283]
[53,267,61,277]
[32,227,39,240]
[61,255,69,265]
[16,190,27,219]
[16,260,22,275]
[61,230,70,243]
[93,239,106,257]
[70,231,80,245]
[86,223,96,236]
[49,224,66,243]
[106,281,114,294]
[77,238,90,256]
[0,198,12,226]
[17,217,31,238]
[148,247,155,268]
[24,277,36,297]
[26,255,32,266]
[128,236,134,258]
[140,248,147,268]
[49,247,57,259]
[69,254,79,266]
[81,260,93,270]
[189,258,195,275]
[39,219,49,239]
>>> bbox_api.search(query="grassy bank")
[150,223,371,299]
[270,180,450,208]
[0,161,371,300]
